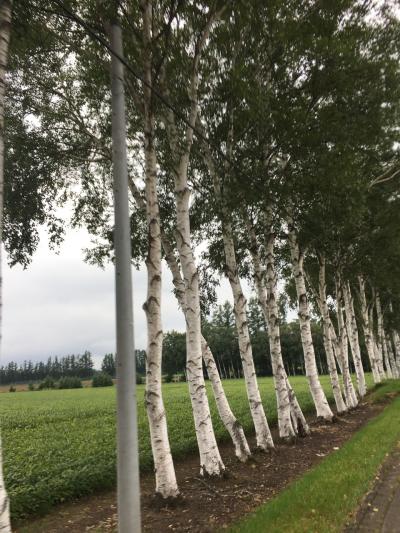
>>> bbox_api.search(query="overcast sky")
[2,226,247,369]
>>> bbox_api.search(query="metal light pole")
[110,22,141,533]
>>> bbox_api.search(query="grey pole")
[110,23,141,533]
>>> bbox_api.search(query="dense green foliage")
[231,381,400,533]
[57,376,82,389]
[92,373,113,388]
[1,375,373,520]
[37,376,56,390]
[100,354,116,378]
[5,1,400,332]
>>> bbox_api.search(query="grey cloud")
[2,227,249,367]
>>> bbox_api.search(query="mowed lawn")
[1,374,374,520]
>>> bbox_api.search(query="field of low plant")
[1,374,374,520]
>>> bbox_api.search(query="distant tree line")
[0,351,95,384]
[101,350,146,378]
[1,300,369,385]
[0,349,147,385]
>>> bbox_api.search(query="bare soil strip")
[15,401,385,533]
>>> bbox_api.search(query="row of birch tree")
[1,0,400,510]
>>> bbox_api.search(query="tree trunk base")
[151,492,184,510]
[201,467,229,480]
[316,414,337,424]
[295,420,311,438]
[254,444,276,454]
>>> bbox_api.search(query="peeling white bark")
[385,334,399,379]
[201,337,252,460]
[161,9,226,475]
[285,378,310,436]
[376,294,393,378]
[262,223,309,436]
[174,181,225,475]
[357,277,381,384]
[369,304,386,380]
[335,280,358,409]
[161,235,251,461]
[162,205,245,462]
[142,1,179,498]
[128,179,250,463]
[392,330,400,375]
[330,325,354,409]
[0,437,9,533]
[317,257,347,414]
[203,152,273,450]
[0,1,12,530]
[287,227,333,421]
[219,217,273,450]
[382,336,393,378]
[342,282,366,397]
[246,220,296,440]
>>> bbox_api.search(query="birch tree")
[357,277,381,383]
[129,178,251,462]
[240,208,309,438]
[159,5,228,476]
[316,256,347,413]
[342,281,367,397]
[0,0,12,530]
[140,0,178,499]
[334,276,359,408]
[200,144,274,450]
[376,293,393,378]
[287,225,334,421]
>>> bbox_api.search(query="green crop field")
[1,374,374,520]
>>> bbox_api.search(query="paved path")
[347,442,400,532]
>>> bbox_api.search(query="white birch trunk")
[128,178,250,463]
[142,2,179,498]
[287,227,334,421]
[342,282,366,397]
[161,235,251,462]
[376,294,393,378]
[382,332,393,378]
[0,437,9,533]
[160,7,226,476]
[174,178,225,475]
[335,281,358,409]
[221,223,273,449]
[206,163,273,450]
[357,277,381,383]
[0,1,12,530]
[392,330,400,374]
[385,334,399,379]
[285,378,310,436]
[246,221,296,440]
[142,154,179,499]
[317,257,347,414]
[369,304,386,380]
[200,337,252,460]
[373,337,386,380]
[262,225,309,436]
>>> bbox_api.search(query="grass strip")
[230,380,400,533]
